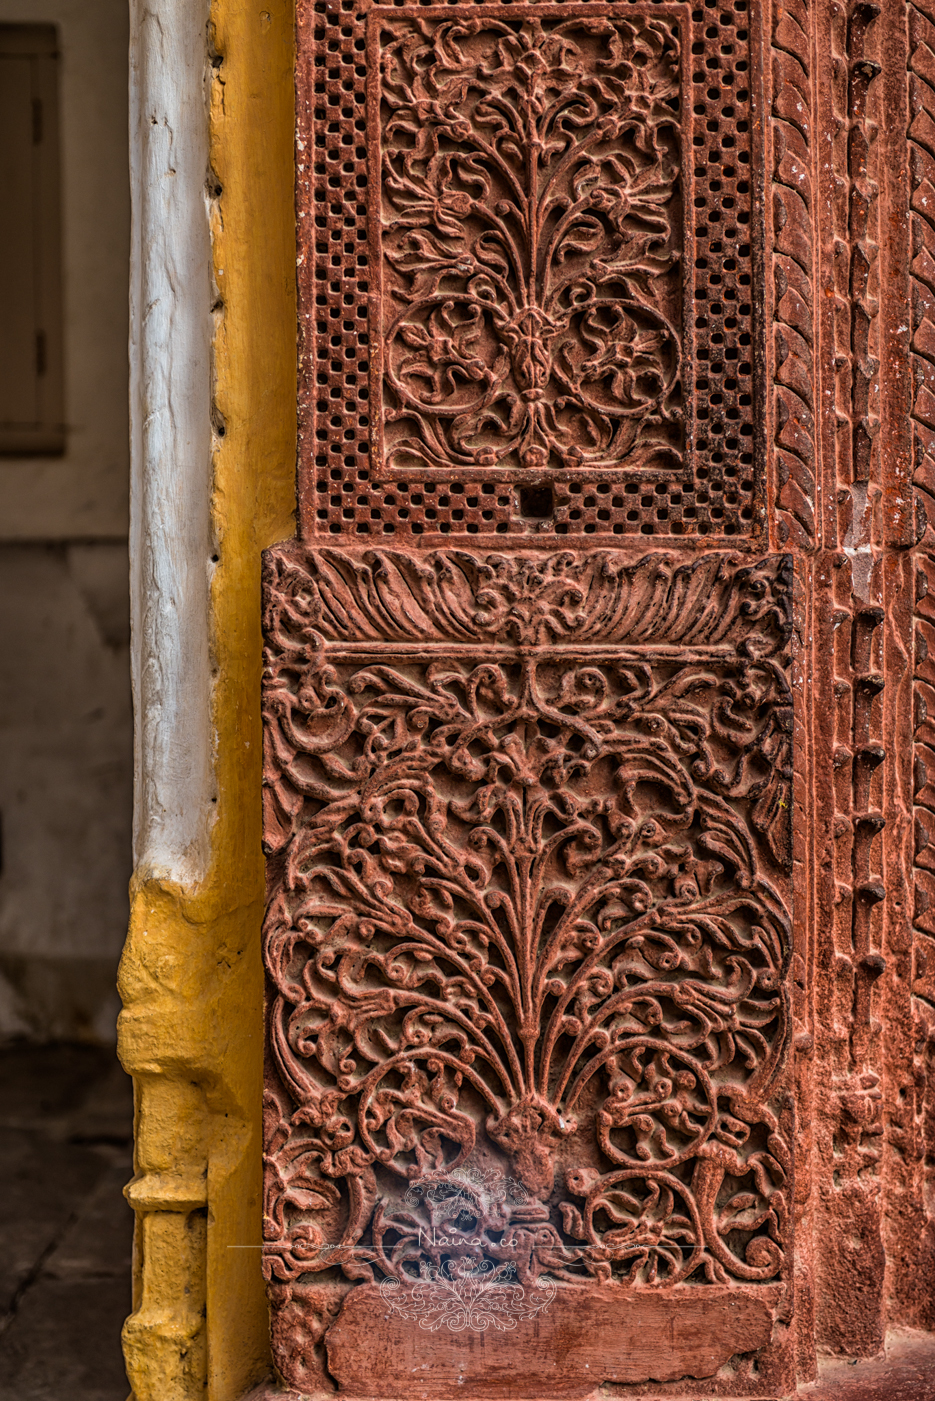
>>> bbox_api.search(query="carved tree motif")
[262,549,792,1296]
[375,13,684,475]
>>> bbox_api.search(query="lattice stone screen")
[297,1,764,542]
[259,0,935,1393]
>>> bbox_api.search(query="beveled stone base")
[245,1328,935,1401]
[327,1283,780,1398]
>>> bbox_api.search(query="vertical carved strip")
[911,549,935,1322]
[812,556,887,1358]
[879,549,926,1331]
[812,0,894,1299]
[790,555,818,1382]
[910,0,935,538]
[835,3,883,555]
[854,32,920,1342]
[294,0,318,536]
[784,4,842,1364]
[771,0,817,549]
[879,0,914,549]
[909,0,935,1330]
[810,0,924,1355]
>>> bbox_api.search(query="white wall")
[0,0,130,1039]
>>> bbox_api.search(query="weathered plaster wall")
[119,0,295,1397]
[0,0,130,539]
[128,0,214,885]
[0,0,131,1041]
[0,545,130,1040]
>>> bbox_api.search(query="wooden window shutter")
[0,24,64,456]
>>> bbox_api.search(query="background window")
[0,24,63,455]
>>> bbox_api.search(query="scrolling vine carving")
[262,548,793,1303]
[373,11,685,476]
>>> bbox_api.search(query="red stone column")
[257,0,935,1394]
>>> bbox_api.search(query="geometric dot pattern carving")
[299,0,760,544]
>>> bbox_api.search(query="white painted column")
[129,0,214,882]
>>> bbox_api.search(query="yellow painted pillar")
[119,1,295,1397]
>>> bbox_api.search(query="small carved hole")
[519,485,554,519]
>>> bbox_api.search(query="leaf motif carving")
[262,549,792,1291]
[377,14,684,475]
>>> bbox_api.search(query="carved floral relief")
[372,10,686,477]
[261,549,793,1310]
[260,0,935,1385]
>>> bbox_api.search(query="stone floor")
[0,1042,133,1401]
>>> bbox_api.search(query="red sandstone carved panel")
[262,547,794,1392]
[267,0,935,1393]
[298,0,763,543]
[370,9,687,479]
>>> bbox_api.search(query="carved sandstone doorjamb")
[258,0,935,1394]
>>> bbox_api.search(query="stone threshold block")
[246,1328,935,1401]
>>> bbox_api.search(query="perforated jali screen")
[296,0,763,544]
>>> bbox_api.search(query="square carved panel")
[298,0,762,544]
